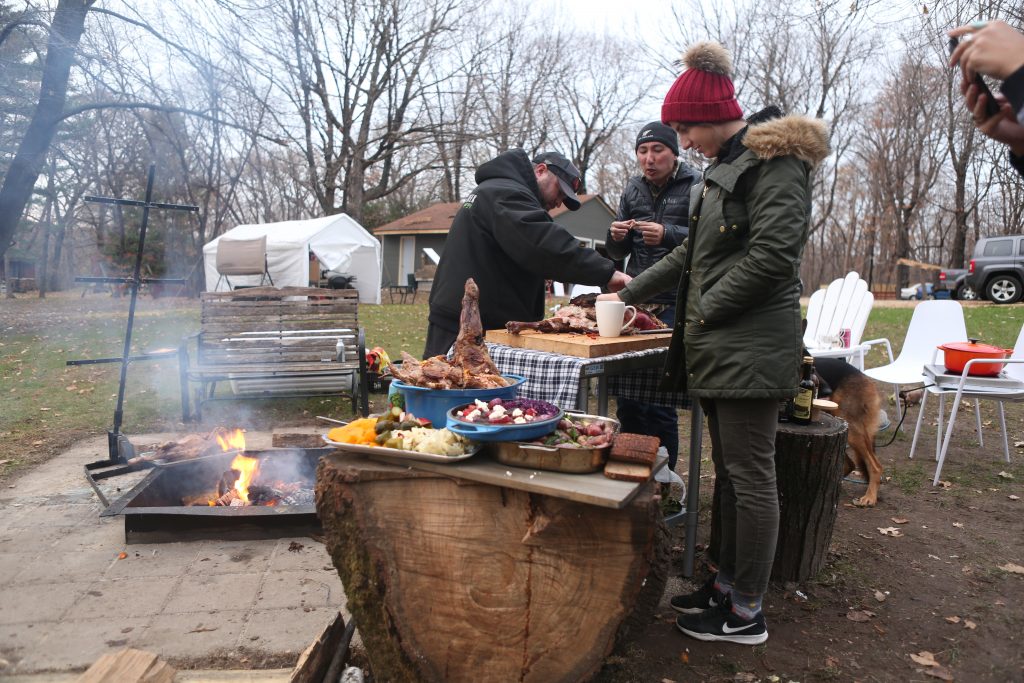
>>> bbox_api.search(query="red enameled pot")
[938,339,1012,376]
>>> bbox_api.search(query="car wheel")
[956,284,978,301]
[985,275,1023,304]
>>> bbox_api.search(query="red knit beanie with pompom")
[662,42,743,124]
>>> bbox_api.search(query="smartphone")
[949,36,1001,119]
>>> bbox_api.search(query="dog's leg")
[850,428,882,507]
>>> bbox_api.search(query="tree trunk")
[316,453,668,683]
[771,414,847,583]
[0,0,93,265]
[709,414,847,584]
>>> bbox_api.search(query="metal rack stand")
[67,165,198,484]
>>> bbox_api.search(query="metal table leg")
[682,401,703,578]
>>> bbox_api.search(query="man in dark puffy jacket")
[605,122,699,474]
[424,150,630,358]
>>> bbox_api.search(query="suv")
[935,267,977,300]
[966,235,1024,304]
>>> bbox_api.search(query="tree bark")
[316,453,668,683]
[0,0,94,265]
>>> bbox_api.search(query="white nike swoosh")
[721,621,758,634]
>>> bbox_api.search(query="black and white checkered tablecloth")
[486,343,691,410]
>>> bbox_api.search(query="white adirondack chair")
[803,271,874,369]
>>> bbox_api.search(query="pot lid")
[939,339,1006,353]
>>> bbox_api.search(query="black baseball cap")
[533,152,582,210]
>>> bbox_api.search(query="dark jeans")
[615,305,678,470]
[701,397,779,597]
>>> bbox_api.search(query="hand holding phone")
[949,36,1001,119]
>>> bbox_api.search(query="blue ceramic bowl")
[390,375,525,428]
[445,404,564,442]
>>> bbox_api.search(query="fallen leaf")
[878,527,903,537]
[678,650,689,665]
[953,522,964,528]
[1010,495,1020,501]
[964,620,977,629]
[874,590,887,602]
[32,440,43,446]
[39,407,49,411]
[998,562,1024,575]
[924,665,955,681]
[117,552,127,560]
[938,480,953,489]
[732,674,757,683]
[892,517,909,524]
[847,609,873,622]
[1014,440,1023,448]
[997,471,1014,480]
[188,626,218,633]
[825,655,839,668]
[945,615,961,624]
[910,651,939,667]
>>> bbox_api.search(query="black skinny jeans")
[701,397,780,597]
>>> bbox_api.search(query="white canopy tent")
[203,214,382,304]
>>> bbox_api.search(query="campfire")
[176,429,316,508]
[100,428,331,542]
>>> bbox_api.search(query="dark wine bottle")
[791,356,815,425]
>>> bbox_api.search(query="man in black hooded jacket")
[424,150,630,358]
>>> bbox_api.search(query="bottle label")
[792,389,813,419]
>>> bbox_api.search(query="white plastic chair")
[804,271,874,368]
[863,300,967,409]
[917,324,1024,485]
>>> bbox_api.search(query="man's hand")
[963,81,1024,155]
[949,21,1024,81]
[606,271,631,292]
[609,220,633,241]
[633,221,665,246]
[596,292,622,302]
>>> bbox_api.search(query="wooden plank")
[77,648,176,683]
[290,611,347,683]
[333,449,662,509]
[484,329,672,358]
[202,287,356,300]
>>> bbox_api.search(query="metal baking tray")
[924,364,1024,391]
[486,413,619,474]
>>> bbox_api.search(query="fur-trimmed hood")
[744,113,831,167]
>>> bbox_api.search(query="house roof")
[372,195,607,235]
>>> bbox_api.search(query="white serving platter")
[321,435,481,464]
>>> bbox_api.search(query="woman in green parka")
[598,42,830,645]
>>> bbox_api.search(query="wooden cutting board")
[485,329,672,358]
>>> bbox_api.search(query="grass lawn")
[1,293,1019,483]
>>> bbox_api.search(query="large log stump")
[708,413,847,583]
[315,453,668,683]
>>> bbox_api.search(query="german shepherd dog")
[813,357,883,507]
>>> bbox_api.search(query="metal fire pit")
[102,447,332,543]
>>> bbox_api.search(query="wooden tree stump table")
[709,412,847,584]
[315,451,669,683]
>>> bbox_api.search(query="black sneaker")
[669,575,723,615]
[675,598,768,645]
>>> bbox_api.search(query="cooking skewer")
[317,416,349,426]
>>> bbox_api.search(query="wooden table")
[316,451,669,682]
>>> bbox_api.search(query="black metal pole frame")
[67,165,198,481]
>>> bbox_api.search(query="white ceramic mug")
[595,300,637,337]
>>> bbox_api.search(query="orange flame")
[229,454,260,503]
[217,428,246,452]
